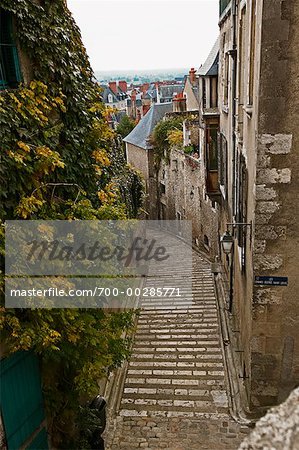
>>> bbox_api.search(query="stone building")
[155,40,221,256]
[123,102,172,218]
[215,0,299,415]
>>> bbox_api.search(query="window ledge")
[243,104,253,118]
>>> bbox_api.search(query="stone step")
[140,305,217,317]
[119,409,230,419]
[138,314,210,318]
[119,401,222,414]
[137,322,219,329]
[126,369,225,378]
[139,312,217,316]
[123,386,214,397]
[138,308,217,314]
[133,338,220,345]
[138,308,216,315]
[137,324,219,331]
[131,353,223,362]
[131,347,222,354]
[122,389,213,401]
[134,336,220,342]
[128,361,224,369]
[135,332,220,338]
[125,378,226,388]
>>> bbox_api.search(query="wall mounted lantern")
[220,231,234,254]
[220,222,253,255]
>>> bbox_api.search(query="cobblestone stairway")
[105,238,251,450]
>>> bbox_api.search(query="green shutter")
[0,8,22,89]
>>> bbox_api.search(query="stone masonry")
[105,234,251,449]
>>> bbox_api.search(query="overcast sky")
[67,0,219,72]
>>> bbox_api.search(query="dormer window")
[0,9,22,90]
[108,93,113,103]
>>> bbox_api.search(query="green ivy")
[0,1,144,447]
[0,0,144,219]
[151,116,184,168]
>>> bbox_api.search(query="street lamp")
[220,230,234,255]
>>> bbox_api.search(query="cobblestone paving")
[105,237,251,449]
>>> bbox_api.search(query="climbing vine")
[151,116,184,169]
[0,0,144,220]
[0,0,144,447]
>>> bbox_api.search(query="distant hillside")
[95,68,189,84]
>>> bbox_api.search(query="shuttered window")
[206,123,219,171]
[0,9,22,90]
[218,132,228,189]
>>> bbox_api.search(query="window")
[238,6,246,106]
[206,123,219,171]
[0,9,22,90]
[202,78,206,109]
[205,120,220,193]
[223,53,229,106]
[160,182,166,195]
[210,76,218,108]
[236,153,248,270]
[218,133,228,190]
[108,93,113,103]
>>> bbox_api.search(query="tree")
[151,116,184,167]
[116,114,136,139]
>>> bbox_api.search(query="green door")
[0,351,48,449]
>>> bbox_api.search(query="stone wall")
[157,147,219,256]
[217,0,299,415]
[250,0,299,410]
[239,387,299,450]
[126,143,157,218]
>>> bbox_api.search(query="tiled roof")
[101,86,119,103]
[159,84,184,99]
[197,37,220,76]
[123,102,172,149]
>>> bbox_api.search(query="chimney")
[109,81,117,94]
[156,84,160,104]
[118,80,127,93]
[189,68,196,85]
[173,92,187,113]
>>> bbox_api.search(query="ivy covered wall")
[0,0,144,220]
[0,1,144,447]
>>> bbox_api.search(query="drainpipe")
[228,0,237,309]
[231,0,237,216]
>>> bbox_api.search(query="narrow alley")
[105,234,251,450]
